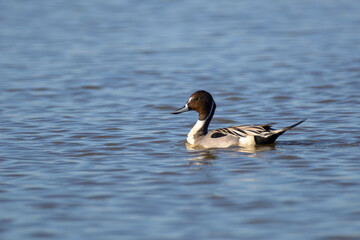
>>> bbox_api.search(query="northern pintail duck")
[172,90,306,148]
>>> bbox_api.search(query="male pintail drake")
[172,90,306,148]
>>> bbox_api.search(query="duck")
[172,90,306,148]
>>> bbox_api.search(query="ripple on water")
[1,0,360,239]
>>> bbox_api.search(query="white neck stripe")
[204,100,214,121]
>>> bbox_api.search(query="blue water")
[1,0,360,239]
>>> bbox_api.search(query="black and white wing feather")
[211,124,274,139]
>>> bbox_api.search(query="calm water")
[1,0,360,239]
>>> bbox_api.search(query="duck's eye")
[194,97,199,101]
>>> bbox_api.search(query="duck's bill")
[171,104,190,114]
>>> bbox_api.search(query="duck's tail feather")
[254,118,307,145]
[276,118,307,134]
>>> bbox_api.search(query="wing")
[210,124,275,139]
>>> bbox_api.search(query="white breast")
[187,120,205,145]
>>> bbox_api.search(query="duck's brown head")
[172,90,216,121]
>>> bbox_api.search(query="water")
[1,0,360,239]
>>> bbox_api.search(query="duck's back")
[195,124,273,148]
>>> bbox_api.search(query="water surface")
[1,0,360,239]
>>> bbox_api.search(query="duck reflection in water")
[186,142,276,165]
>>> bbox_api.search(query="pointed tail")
[254,118,307,145]
[275,118,307,136]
